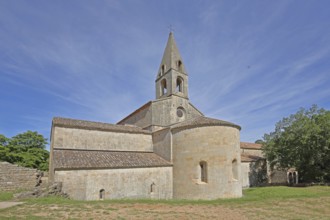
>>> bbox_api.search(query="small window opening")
[177,60,182,71]
[161,65,165,75]
[232,159,238,180]
[99,189,105,200]
[176,77,183,92]
[200,161,207,183]
[161,79,167,95]
[150,182,156,193]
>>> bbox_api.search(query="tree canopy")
[262,105,330,182]
[0,131,49,171]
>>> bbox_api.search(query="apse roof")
[170,116,241,131]
[52,117,151,134]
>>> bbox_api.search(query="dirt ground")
[0,201,24,209]
[1,203,247,220]
[1,195,330,219]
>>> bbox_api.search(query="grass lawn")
[0,186,329,219]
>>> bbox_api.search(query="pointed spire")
[157,32,187,78]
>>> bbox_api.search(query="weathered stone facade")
[0,162,39,191]
[55,167,173,200]
[49,32,245,200]
[172,126,242,199]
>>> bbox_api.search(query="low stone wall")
[268,168,288,184]
[0,162,40,191]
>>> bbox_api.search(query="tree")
[0,131,49,171]
[255,139,264,144]
[262,105,330,183]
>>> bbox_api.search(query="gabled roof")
[53,117,151,134]
[240,142,262,150]
[53,149,172,170]
[171,116,241,132]
[241,153,264,162]
[117,101,152,125]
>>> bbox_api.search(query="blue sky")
[1,0,330,149]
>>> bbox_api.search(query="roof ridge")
[53,117,151,134]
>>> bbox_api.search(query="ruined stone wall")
[53,127,153,152]
[0,162,38,191]
[55,167,173,200]
[172,126,242,200]
[268,168,288,184]
[152,128,172,162]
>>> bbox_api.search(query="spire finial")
[168,25,174,34]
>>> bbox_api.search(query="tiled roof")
[240,142,262,149]
[241,153,264,162]
[53,149,172,170]
[117,101,152,125]
[52,117,150,134]
[171,116,241,131]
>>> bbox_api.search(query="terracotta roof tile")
[53,149,172,170]
[52,117,151,134]
[241,153,264,162]
[240,142,262,149]
[171,116,241,131]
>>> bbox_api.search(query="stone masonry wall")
[53,127,153,152]
[240,149,263,157]
[0,162,38,191]
[55,167,173,200]
[117,103,152,129]
[152,128,172,162]
[172,125,242,200]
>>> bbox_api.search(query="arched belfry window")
[176,77,183,93]
[200,161,208,183]
[232,159,238,180]
[161,79,167,96]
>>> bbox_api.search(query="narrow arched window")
[161,65,165,75]
[99,189,105,200]
[200,161,207,183]
[176,77,183,93]
[232,159,238,180]
[150,182,156,193]
[177,60,182,71]
[161,79,167,95]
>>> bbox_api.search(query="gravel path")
[0,201,25,209]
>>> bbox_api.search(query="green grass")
[2,186,329,205]
[1,186,329,220]
[12,185,329,206]
[0,191,14,201]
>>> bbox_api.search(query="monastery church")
[49,32,264,200]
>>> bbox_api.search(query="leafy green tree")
[0,131,49,171]
[0,134,10,161]
[262,105,330,182]
[255,139,265,144]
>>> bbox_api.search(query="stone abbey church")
[49,33,270,201]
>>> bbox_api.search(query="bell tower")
[155,32,188,100]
